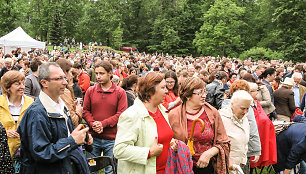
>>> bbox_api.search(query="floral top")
[187,109,214,164]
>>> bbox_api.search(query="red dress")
[250,100,277,168]
[149,108,174,174]
[187,110,214,165]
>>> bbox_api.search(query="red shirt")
[83,82,127,139]
[113,69,128,79]
[162,90,179,110]
[187,110,214,164]
[149,108,173,174]
[78,71,90,93]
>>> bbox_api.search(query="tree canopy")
[0,0,304,62]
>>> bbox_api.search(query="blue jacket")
[17,92,90,174]
[273,123,306,172]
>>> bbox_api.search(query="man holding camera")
[17,62,92,174]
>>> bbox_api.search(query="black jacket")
[206,80,225,110]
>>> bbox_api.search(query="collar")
[219,107,245,126]
[232,111,243,124]
[96,81,116,93]
[6,95,24,108]
[39,91,65,115]
[133,98,168,118]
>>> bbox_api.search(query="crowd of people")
[0,46,305,174]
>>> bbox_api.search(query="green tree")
[272,0,305,62]
[193,0,246,57]
[49,6,63,45]
[0,0,17,36]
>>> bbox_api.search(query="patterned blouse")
[0,122,14,173]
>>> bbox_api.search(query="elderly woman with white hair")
[219,90,253,173]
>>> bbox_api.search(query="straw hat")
[282,77,295,86]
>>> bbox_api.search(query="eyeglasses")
[166,81,175,84]
[193,90,208,96]
[46,76,67,82]
[12,81,25,87]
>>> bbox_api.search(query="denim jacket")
[17,92,90,174]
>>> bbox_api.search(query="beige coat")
[257,85,275,115]
[219,107,250,174]
[60,88,81,128]
[113,98,171,174]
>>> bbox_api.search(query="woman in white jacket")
[114,72,176,174]
[219,90,253,174]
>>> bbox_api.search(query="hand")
[251,155,260,163]
[92,121,103,133]
[87,133,93,145]
[229,161,237,171]
[170,139,178,152]
[76,101,83,119]
[149,137,163,157]
[6,129,20,138]
[283,169,291,174]
[175,97,182,103]
[71,124,89,145]
[197,151,212,168]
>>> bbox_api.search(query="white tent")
[0,27,45,55]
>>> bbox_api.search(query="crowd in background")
[0,46,305,174]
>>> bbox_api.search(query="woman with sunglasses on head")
[162,71,181,112]
[169,77,230,174]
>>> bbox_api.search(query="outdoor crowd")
[0,46,305,174]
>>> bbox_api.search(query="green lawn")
[252,166,276,174]
[46,45,113,52]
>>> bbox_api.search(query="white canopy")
[0,27,45,54]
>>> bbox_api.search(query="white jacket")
[219,107,250,171]
[113,98,171,174]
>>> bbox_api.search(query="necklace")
[186,108,202,115]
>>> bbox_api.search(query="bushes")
[239,47,284,60]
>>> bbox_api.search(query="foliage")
[49,6,62,45]
[239,47,284,60]
[0,0,304,61]
[193,0,246,57]
[272,0,305,62]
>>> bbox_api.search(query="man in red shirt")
[83,60,127,174]
[73,62,90,94]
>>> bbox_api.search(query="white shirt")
[7,96,24,122]
[42,92,71,136]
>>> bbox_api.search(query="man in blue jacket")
[273,120,306,174]
[17,62,92,174]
